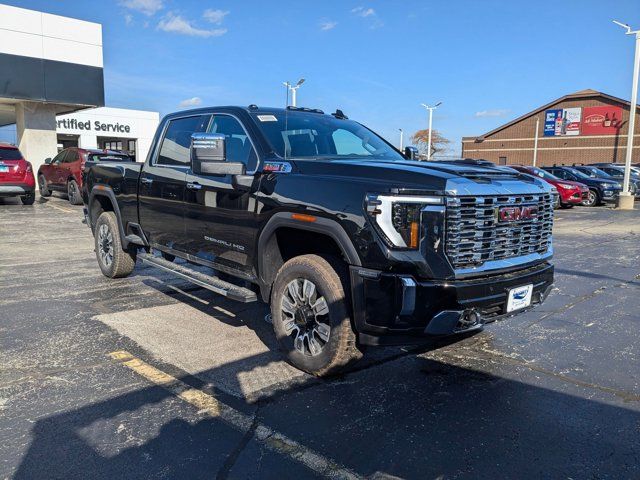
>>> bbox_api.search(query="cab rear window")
[0,148,23,160]
[88,154,132,162]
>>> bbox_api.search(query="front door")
[46,150,67,188]
[138,114,211,253]
[183,114,260,278]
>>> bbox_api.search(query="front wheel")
[271,254,363,376]
[582,189,599,207]
[94,211,136,278]
[38,175,51,197]
[20,192,35,205]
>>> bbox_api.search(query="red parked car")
[37,147,132,204]
[0,143,36,205]
[509,165,588,208]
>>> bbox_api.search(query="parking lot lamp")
[421,102,442,160]
[283,78,305,107]
[613,20,640,209]
[399,128,404,150]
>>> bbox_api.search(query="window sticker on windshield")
[257,115,278,122]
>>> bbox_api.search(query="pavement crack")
[215,411,260,480]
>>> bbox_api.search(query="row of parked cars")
[1,140,637,210]
[509,163,640,208]
[0,143,132,205]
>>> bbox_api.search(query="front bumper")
[560,189,585,205]
[0,184,34,197]
[601,188,621,203]
[350,262,554,346]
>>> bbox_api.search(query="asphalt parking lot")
[1,193,639,479]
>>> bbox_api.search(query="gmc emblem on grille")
[497,205,538,222]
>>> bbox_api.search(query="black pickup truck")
[82,105,554,375]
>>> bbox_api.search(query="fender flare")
[256,212,362,298]
[88,185,130,249]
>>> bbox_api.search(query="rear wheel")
[38,175,51,197]
[94,211,136,278]
[20,192,35,205]
[271,254,363,376]
[67,179,82,205]
[582,189,599,207]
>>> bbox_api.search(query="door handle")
[140,177,153,185]
[186,182,202,190]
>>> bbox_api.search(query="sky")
[2,0,640,155]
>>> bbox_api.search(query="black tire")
[94,211,136,278]
[271,254,363,376]
[67,179,82,205]
[20,192,35,205]
[38,175,51,197]
[582,189,600,207]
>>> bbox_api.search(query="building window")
[499,156,507,165]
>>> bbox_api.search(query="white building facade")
[56,107,160,162]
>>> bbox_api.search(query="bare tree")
[410,129,451,159]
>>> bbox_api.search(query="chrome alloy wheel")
[68,181,77,199]
[281,278,331,356]
[98,224,114,268]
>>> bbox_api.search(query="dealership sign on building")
[544,106,623,137]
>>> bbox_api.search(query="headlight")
[366,194,442,249]
[558,183,575,189]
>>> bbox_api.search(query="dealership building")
[56,107,160,162]
[462,89,640,166]
[0,3,159,171]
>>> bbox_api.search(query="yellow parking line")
[47,202,75,214]
[109,350,362,480]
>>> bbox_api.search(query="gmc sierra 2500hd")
[82,105,554,376]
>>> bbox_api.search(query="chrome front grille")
[445,193,553,269]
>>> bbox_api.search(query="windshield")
[564,167,591,180]
[526,167,560,181]
[253,111,404,160]
[579,166,612,178]
[0,147,23,160]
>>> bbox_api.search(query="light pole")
[421,102,442,160]
[613,20,640,210]
[399,128,404,150]
[283,78,305,107]
[533,116,540,166]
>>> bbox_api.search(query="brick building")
[461,89,640,166]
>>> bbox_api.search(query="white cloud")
[319,20,337,31]
[157,13,227,38]
[352,6,376,17]
[203,9,229,25]
[119,0,163,16]
[179,97,202,107]
[124,13,134,25]
[474,109,510,118]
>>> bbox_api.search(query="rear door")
[138,114,211,253]
[183,114,260,277]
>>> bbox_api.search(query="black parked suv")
[82,105,555,375]
[588,164,640,197]
[543,166,622,206]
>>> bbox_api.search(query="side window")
[64,150,78,163]
[157,115,210,166]
[208,115,257,170]
[52,151,66,164]
[332,129,372,156]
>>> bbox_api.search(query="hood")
[289,158,552,196]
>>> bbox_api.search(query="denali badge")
[497,205,538,222]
